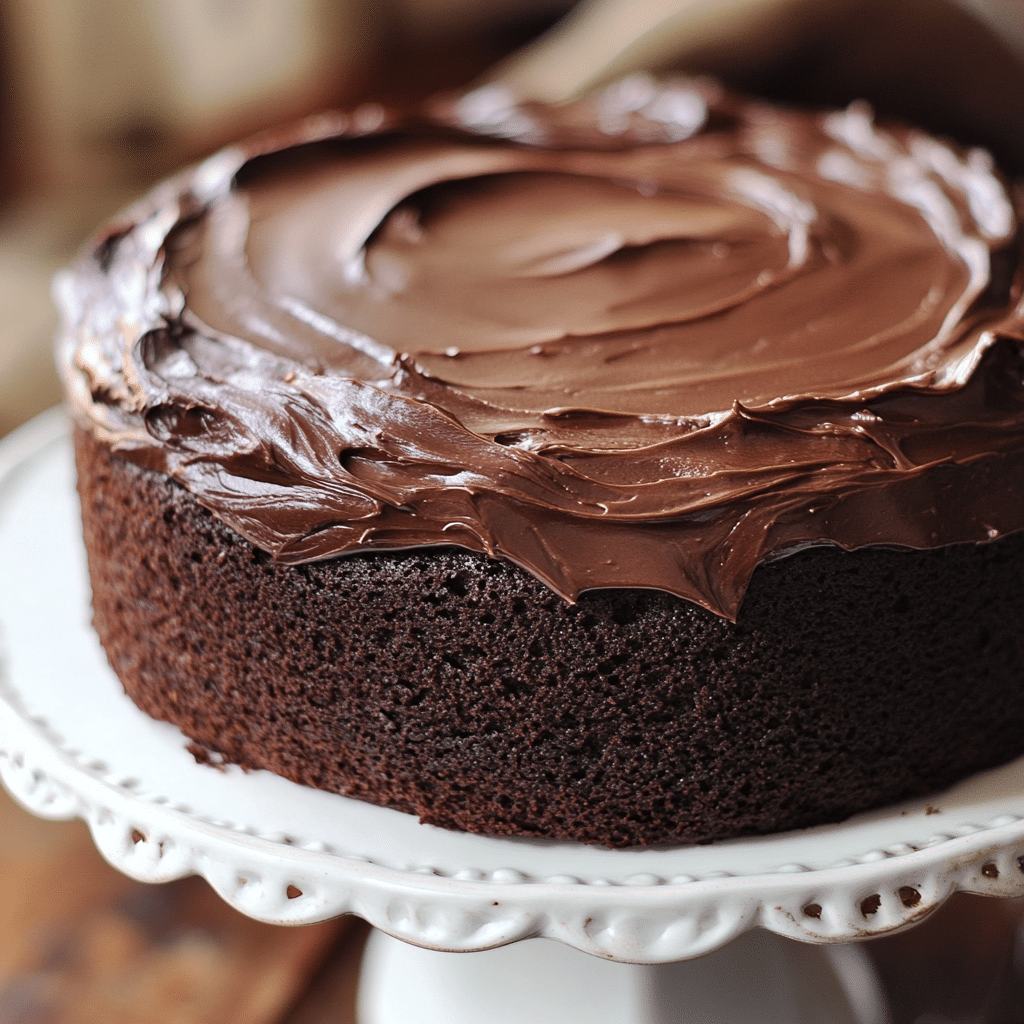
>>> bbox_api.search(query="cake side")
[77,426,1024,847]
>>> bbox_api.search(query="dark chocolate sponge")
[76,427,1024,847]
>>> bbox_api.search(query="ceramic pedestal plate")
[4,411,1024,1023]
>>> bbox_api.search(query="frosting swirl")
[58,79,1024,618]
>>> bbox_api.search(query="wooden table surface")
[0,787,369,1023]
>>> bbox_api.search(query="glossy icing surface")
[58,79,1024,617]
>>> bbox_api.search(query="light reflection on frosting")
[57,79,1024,618]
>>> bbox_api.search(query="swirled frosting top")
[58,78,1024,618]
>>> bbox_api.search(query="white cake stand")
[4,410,1024,1023]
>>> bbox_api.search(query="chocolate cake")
[58,79,1024,846]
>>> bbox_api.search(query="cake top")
[58,78,1024,618]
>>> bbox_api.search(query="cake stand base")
[358,927,885,1024]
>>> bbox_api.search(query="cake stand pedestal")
[4,411,1024,1023]
[356,921,887,1022]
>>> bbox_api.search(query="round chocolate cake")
[58,79,1024,846]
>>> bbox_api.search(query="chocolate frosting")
[57,78,1024,619]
